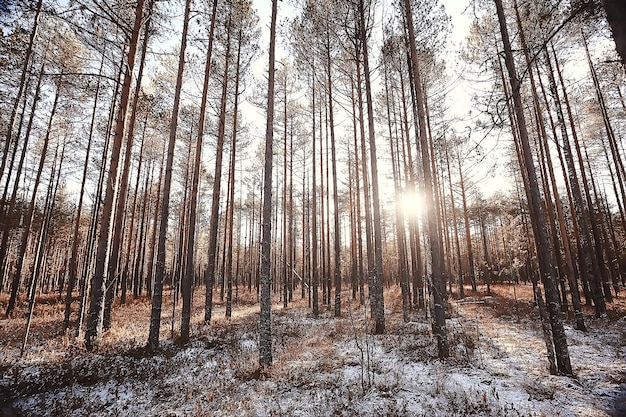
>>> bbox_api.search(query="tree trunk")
[5,71,57,318]
[403,0,448,357]
[359,0,385,334]
[180,0,218,343]
[63,47,106,331]
[147,0,191,352]
[602,0,626,66]
[85,0,145,350]
[103,2,152,330]
[225,27,242,319]
[205,12,233,324]
[493,0,571,375]
[259,0,278,369]
[0,0,42,184]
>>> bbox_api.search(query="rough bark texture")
[181,0,218,342]
[259,0,278,368]
[403,0,448,358]
[493,0,572,376]
[147,0,191,352]
[359,0,385,335]
[205,13,233,324]
[85,0,145,350]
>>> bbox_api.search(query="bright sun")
[399,191,424,219]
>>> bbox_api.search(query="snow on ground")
[1,286,625,416]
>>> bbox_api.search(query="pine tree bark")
[359,0,385,334]
[85,0,145,350]
[259,0,278,368]
[493,0,571,375]
[205,12,233,324]
[311,68,320,318]
[63,48,106,331]
[103,3,152,330]
[147,0,191,352]
[225,27,242,318]
[402,0,447,357]
[0,58,46,300]
[180,0,218,342]
[0,0,42,184]
[5,71,57,318]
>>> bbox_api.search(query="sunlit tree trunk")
[259,0,277,368]
[494,0,571,375]
[6,72,58,318]
[147,0,191,352]
[359,0,385,334]
[0,0,42,185]
[544,45,606,315]
[181,0,218,342]
[22,141,65,355]
[349,74,365,305]
[103,1,152,330]
[85,0,145,350]
[63,48,106,330]
[0,58,46,302]
[205,11,233,323]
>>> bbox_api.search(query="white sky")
[247,0,510,201]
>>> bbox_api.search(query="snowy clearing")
[1,285,625,416]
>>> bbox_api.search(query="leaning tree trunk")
[493,0,572,375]
[85,0,145,351]
[5,72,58,318]
[0,0,42,184]
[63,45,106,332]
[103,3,152,330]
[403,0,448,358]
[0,58,46,297]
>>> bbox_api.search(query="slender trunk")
[0,59,46,293]
[6,75,59,318]
[181,0,218,342]
[147,0,191,351]
[359,0,385,334]
[103,4,152,330]
[259,0,278,369]
[444,142,463,298]
[403,0,448,357]
[63,50,106,331]
[311,68,319,318]
[205,12,233,323]
[350,74,365,306]
[544,45,606,315]
[494,0,571,375]
[85,0,145,350]
[77,58,124,337]
[0,0,42,184]
[22,142,64,355]
[226,28,242,318]
[325,40,342,317]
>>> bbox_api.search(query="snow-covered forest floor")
[1,284,625,416]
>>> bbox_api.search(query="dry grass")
[1,283,625,416]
